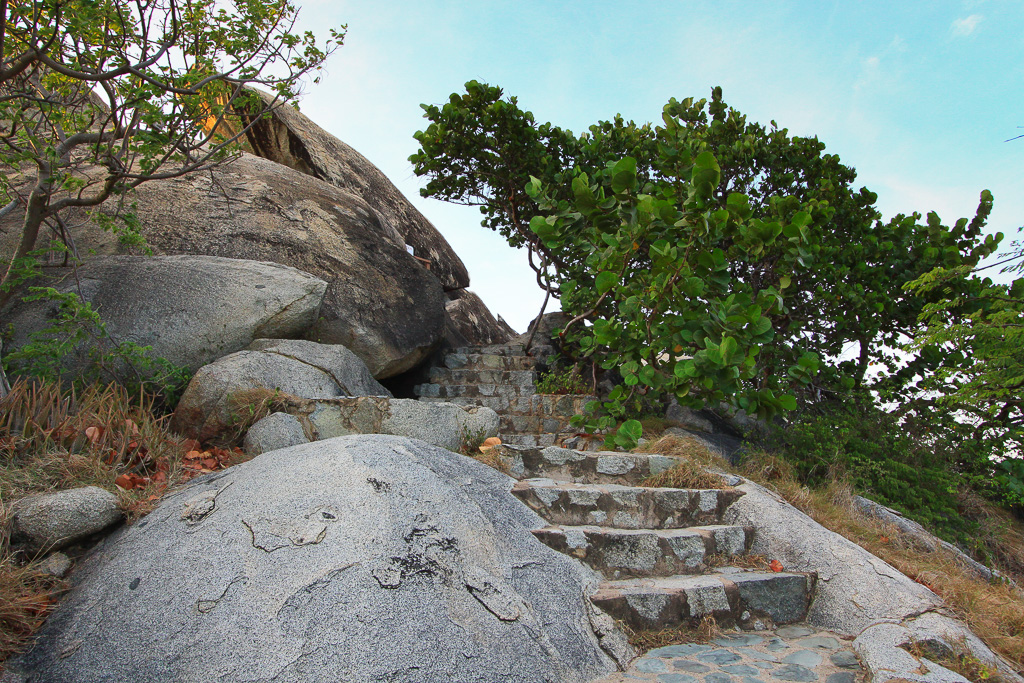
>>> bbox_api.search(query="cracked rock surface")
[4,435,620,683]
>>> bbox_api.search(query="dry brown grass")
[739,449,1024,675]
[637,434,731,490]
[0,378,194,665]
[707,553,772,570]
[621,615,722,651]
[472,449,511,475]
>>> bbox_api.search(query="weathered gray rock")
[9,487,122,555]
[2,154,449,378]
[171,340,391,442]
[37,552,73,578]
[904,612,1024,683]
[304,397,499,453]
[2,255,326,374]
[517,311,570,347]
[722,480,942,636]
[243,412,310,455]
[5,435,624,682]
[445,289,517,347]
[665,400,715,433]
[229,88,470,292]
[853,622,969,683]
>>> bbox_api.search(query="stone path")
[596,626,863,683]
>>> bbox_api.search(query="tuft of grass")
[621,615,721,651]
[637,434,730,490]
[707,553,771,571]
[739,448,1024,675]
[471,449,511,475]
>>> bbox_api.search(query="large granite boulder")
[444,289,517,347]
[171,339,391,442]
[5,435,624,682]
[230,88,469,292]
[1,255,326,375]
[1,154,448,378]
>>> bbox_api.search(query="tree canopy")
[411,82,999,440]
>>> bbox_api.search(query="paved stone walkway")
[595,626,865,683]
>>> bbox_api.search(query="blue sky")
[292,1,1023,333]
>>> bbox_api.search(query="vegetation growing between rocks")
[0,378,251,664]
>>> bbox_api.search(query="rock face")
[5,154,448,378]
[9,486,122,555]
[444,289,517,347]
[1,255,327,374]
[723,480,942,636]
[6,435,620,683]
[230,88,470,292]
[171,339,391,442]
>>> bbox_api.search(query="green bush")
[535,365,590,395]
[761,400,983,547]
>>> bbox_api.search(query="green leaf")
[596,271,617,294]
[611,157,638,194]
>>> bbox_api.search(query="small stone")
[714,634,765,647]
[770,664,818,682]
[764,638,790,652]
[798,635,841,649]
[829,650,860,669]
[753,662,775,670]
[648,644,711,657]
[672,660,711,673]
[697,649,743,665]
[635,657,669,673]
[37,552,72,578]
[774,626,815,638]
[10,486,122,554]
[657,674,698,683]
[706,674,734,683]
[722,664,761,675]
[741,678,766,683]
[782,650,822,668]
[735,648,779,662]
[825,674,856,683]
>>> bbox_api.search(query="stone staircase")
[415,343,595,448]
[497,444,818,632]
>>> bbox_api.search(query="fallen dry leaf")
[84,425,104,444]
[769,559,784,572]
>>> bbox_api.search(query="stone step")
[416,383,535,400]
[498,432,558,448]
[533,524,754,579]
[495,444,686,484]
[419,396,510,412]
[590,569,816,630]
[506,393,595,417]
[498,415,570,435]
[443,352,535,371]
[452,344,526,357]
[429,367,536,385]
[511,479,743,529]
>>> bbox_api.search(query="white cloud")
[951,14,983,37]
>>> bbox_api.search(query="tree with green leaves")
[0,0,344,308]
[411,82,997,441]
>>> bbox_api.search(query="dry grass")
[637,434,732,490]
[622,615,722,651]
[472,449,511,475]
[739,449,1024,675]
[0,378,194,665]
[707,553,772,570]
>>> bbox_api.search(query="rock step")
[443,352,536,371]
[496,444,690,485]
[428,367,536,386]
[419,396,511,411]
[511,479,743,529]
[416,383,535,400]
[452,344,526,357]
[498,432,559,448]
[506,393,595,417]
[498,414,579,435]
[533,524,754,579]
[590,569,816,630]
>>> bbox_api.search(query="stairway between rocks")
[415,343,596,448]
[496,444,817,633]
